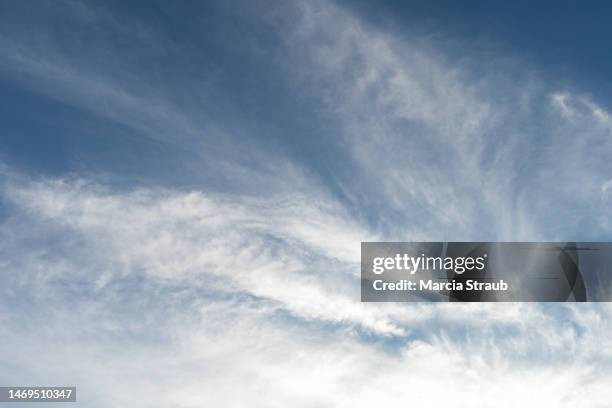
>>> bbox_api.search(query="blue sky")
[1,1,612,407]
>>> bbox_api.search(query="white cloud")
[3,177,612,407]
[268,1,612,241]
[4,177,407,335]
[2,1,612,407]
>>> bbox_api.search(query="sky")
[1,1,612,406]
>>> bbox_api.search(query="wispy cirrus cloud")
[1,0,612,407]
[3,175,612,407]
[268,1,612,241]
